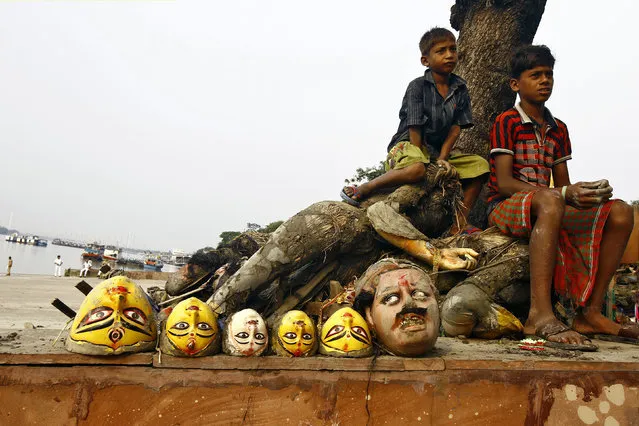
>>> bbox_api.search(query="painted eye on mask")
[325,325,345,338]
[123,308,147,326]
[351,326,370,341]
[302,333,313,340]
[254,333,266,341]
[197,322,212,331]
[172,321,189,330]
[412,290,428,298]
[284,332,297,339]
[382,294,400,305]
[81,307,114,326]
[235,332,249,339]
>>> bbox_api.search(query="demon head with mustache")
[354,258,440,356]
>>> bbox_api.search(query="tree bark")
[451,0,547,157]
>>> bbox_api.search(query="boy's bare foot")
[523,315,592,345]
[572,309,639,339]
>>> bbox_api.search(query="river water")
[1,240,178,275]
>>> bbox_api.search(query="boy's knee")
[607,201,634,233]
[404,163,426,181]
[532,190,565,218]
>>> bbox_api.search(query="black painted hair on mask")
[510,44,555,79]
[419,27,456,56]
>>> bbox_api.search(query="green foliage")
[218,231,241,246]
[344,161,385,185]
[631,200,639,206]
[259,220,284,233]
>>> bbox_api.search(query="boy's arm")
[553,162,613,208]
[494,154,541,197]
[437,124,461,161]
[408,127,423,149]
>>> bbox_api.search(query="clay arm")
[366,202,478,270]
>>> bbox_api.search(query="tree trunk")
[451,0,547,157]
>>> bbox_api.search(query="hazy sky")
[1,1,637,252]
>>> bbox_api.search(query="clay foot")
[524,317,598,351]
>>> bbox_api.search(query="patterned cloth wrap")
[489,190,614,306]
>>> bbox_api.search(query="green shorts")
[384,141,489,180]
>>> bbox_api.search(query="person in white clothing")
[54,255,64,277]
[80,260,90,277]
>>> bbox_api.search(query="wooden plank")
[0,352,153,366]
[445,358,639,372]
[153,354,446,371]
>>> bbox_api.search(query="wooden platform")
[1,329,638,425]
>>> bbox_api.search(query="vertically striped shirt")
[388,70,473,155]
[487,103,572,203]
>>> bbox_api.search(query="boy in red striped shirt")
[488,45,636,348]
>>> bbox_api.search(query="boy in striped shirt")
[488,45,636,348]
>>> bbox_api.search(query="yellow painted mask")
[160,297,220,357]
[272,310,317,357]
[66,277,157,355]
[319,307,373,358]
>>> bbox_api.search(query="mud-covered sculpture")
[207,167,480,319]
[66,276,157,355]
[319,306,373,358]
[223,308,268,356]
[271,310,318,357]
[354,258,440,356]
[159,297,220,357]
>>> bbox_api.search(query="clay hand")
[437,247,479,270]
[436,159,458,178]
[565,180,613,209]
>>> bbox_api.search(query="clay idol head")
[319,307,373,357]
[354,258,439,356]
[160,297,220,357]
[272,310,318,357]
[66,277,157,355]
[223,308,268,356]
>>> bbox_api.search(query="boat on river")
[103,245,120,261]
[82,243,105,261]
[143,255,164,271]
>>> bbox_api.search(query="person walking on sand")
[54,255,64,277]
[6,257,12,276]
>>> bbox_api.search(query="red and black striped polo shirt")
[487,103,572,204]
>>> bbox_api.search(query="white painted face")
[226,309,268,356]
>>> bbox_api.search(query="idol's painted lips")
[399,314,426,330]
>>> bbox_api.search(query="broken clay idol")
[160,297,220,357]
[354,258,440,356]
[271,310,318,357]
[223,308,268,356]
[319,307,373,358]
[66,276,157,355]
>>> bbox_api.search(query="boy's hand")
[436,159,458,178]
[565,180,613,209]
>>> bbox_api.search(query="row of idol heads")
[65,258,440,358]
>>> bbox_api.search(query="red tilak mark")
[343,312,353,318]
[108,286,130,295]
[186,305,200,311]
[398,276,410,287]
[248,320,258,325]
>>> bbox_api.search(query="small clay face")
[225,309,268,356]
[367,268,439,356]
[67,277,157,355]
[274,310,317,357]
[164,297,219,356]
[320,307,372,357]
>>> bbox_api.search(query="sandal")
[527,320,598,352]
[340,185,361,207]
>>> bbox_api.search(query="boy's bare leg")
[343,163,426,201]
[524,190,590,344]
[573,201,634,335]
[450,176,484,234]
